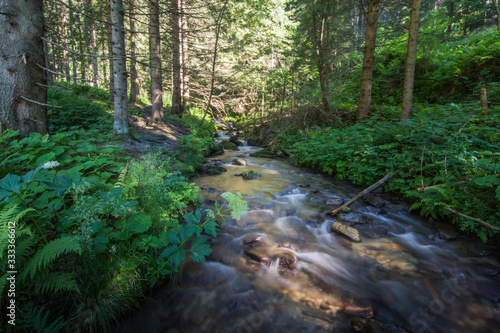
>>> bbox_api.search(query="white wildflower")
[41,161,60,169]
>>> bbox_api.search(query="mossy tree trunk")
[356,0,379,122]
[0,0,48,136]
[129,0,141,104]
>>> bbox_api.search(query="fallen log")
[330,173,392,216]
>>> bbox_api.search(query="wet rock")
[247,138,259,146]
[338,212,372,225]
[275,209,296,217]
[343,306,374,319]
[227,290,260,312]
[241,170,261,180]
[298,184,311,188]
[244,247,270,264]
[301,310,336,324]
[243,234,266,246]
[247,202,264,210]
[341,207,352,213]
[351,318,411,333]
[435,222,457,240]
[208,143,224,156]
[362,195,386,208]
[270,250,296,269]
[232,158,247,166]
[188,308,207,326]
[230,135,244,146]
[237,210,275,227]
[357,225,388,239]
[196,164,227,175]
[331,221,361,242]
[220,140,239,150]
[326,198,344,206]
[250,149,276,158]
[203,199,217,206]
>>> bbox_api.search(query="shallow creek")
[118,141,500,333]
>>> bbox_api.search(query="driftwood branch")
[444,207,500,232]
[20,96,61,108]
[330,173,393,216]
[417,180,468,192]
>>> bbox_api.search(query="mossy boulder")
[235,170,261,180]
[208,143,224,156]
[220,141,238,150]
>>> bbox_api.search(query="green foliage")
[280,106,500,240]
[19,303,66,333]
[47,84,112,132]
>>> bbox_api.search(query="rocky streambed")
[117,139,500,333]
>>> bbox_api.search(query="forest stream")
[117,133,500,333]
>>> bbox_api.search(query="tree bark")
[0,0,48,136]
[311,7,330,114]
[111,0,128,134]
[180,0,190,112]
[480,88,488,115]
[107,0,115,103]
[401,0,422,121]
[149,0,163,121]
[129,0,141,104]
[69,0,78,85]
[171,0,182,115]
[356,0,379,122]
[447,1,454,34]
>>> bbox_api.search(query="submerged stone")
[326,198,344,206]
[363,194,386,208]
[232,158,247,166]
[338,212,372,225]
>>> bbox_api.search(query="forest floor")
[121,105,191,156]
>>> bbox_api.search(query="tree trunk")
[401,0,422,121]
[171,0,182,115]
[107,0,115,103]
[111,0,128,134]
[180,0,190,112]
[61,5,70,83]
[149,0,163,121]
[0,0,48,136]
[90,24,99,87]
[447,1,454,34]
[493,0,500,32]
[69,0,77,85]
[356,0,379,122]
[311,9,330,113]
[129,0,141,104]
[480,88,488,115]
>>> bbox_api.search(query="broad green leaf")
[0,174,21,194]
[124,212,152,234]
[203,220,218,237]
[180,223,198,241]
[36,152,56,165]
[165,230,181,245]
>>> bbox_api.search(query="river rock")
[338,212,372,225]
[244,247,270,263]
[250,149,276,158]
[362,194,386,208]
[331,221,361,242]
[351,318,411,333]
[241,170,261,180]
[232,158,247,166]
[220,140,239,150]
[196,164,227,175]
[357,225,388,239]
[343,306,374,319]
[326,198,344,206]
[209,143,224,156]
[270,250,296,269]
[230,135,244,146]
[436,222,458,240]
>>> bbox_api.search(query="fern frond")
[0,204,34,259]
[33,272,80,295]
[23,235,82,280]
[114,164,129,188]
[19,303,66,333]
[0,271,8,296]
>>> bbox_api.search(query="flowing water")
[119,136,500,333]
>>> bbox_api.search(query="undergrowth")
[278,105,500,242]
